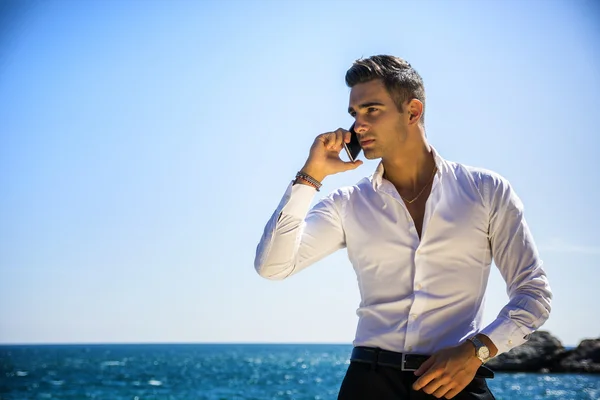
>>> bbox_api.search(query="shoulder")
[449,161,522,212]
[446,160,512,192]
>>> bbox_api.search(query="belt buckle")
[400,353,416,372]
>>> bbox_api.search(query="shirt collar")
[370,145,446,190]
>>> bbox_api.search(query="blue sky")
[1,0,598,347]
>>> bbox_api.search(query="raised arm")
[254,127,363,280]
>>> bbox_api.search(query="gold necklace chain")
[401,166,438,204]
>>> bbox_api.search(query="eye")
[350,111,357,117]
[367,107,379,114]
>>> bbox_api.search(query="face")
[348,79,408,160]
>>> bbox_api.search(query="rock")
[485,331,566,372]
[485,331,600,374]
[558,339,600,373]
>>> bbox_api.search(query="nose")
[354,117,369,134]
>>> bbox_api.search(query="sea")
[1,344,598,400]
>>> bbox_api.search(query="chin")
[362,150,381,160]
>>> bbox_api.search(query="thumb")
[343,160,363,171]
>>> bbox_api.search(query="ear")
[406,99,424,125]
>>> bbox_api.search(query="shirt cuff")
[279,181,318,219]
[480,317,532,356]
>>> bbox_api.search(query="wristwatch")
[467,336,491,364]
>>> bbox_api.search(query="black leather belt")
[350,347,494,379]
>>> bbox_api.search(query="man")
[254,55,552,399]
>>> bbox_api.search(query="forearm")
[480,285,551,355]
[254,183,316,279]
[254,181,345,280]
[485,229,551,354]
[484,233,552,355]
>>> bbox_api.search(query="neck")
[382,140,436,191]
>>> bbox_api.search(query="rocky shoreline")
[485,331,600,373]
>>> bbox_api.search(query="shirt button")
[407,346,413,352]
[508,340,513,345]
[416,283,422,290]
[410,314,418,320]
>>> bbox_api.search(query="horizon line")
[0,341,354,346]
[0,341,583,348]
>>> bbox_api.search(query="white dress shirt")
[254,148,552,356]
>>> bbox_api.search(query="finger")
[344,130,352,143]
[444,386,462,399]
[421,374,451,395]
[322,132,336,150]
[432,383,454,398]
[413,365,441,391]
[334,128,345,150]
[414,355,436,377]
[421,379,443,395]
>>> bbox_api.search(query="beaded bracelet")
[295,171,322,191]
[294,176,319,191]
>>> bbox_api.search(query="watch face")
[478,347,490,360]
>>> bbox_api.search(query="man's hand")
[300,128,363,182]
[412,342,481,399]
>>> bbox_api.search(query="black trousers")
[338,362,496,400]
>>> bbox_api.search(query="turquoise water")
[1,344,598,399]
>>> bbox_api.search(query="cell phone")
[343,123,361,162]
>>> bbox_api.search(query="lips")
[360,139,375,147]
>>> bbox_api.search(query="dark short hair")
[345,55,426,125]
